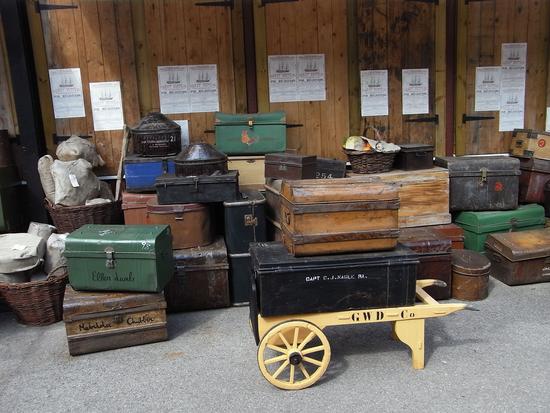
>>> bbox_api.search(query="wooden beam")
[232,0,248,113]
[347,0,360,136]
[454,0,467,155]
[434,0,447,157]
[253,0,269,113]
[131,0,152,116]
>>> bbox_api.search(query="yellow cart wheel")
[257,320,331,390]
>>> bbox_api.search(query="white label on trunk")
[69,174,79,188]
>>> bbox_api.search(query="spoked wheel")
[257,320,331,390]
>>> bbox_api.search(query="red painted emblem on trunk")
[494,181,504,192]
[538,139,546,148]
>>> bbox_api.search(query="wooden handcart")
[250,279,467,390]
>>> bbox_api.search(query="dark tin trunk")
[155,171,239,204]
[394,144,434,171]
[265,152,317,180]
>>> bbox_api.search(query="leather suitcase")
[165,237,230,311]
[348,167,451,228]
[426,223,465,249]
[398,227,452,299]
[485,228,550,285]
[434,156,520,211]
[250,242,418,317]
[518,157,550,204]
[280,179,399,256]
[63,285,167,356]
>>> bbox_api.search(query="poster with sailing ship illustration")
[188,65,219,113]
[48,68,85,119]
[475,66,501,112]
[89,81,124,131]
[360,70,389,117]
[268,54,326,102]
[158,66,190,114]
[499,43,527,131]
[401,69,429,115]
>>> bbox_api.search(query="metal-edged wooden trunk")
[250,242,418,317]
[146,200,212,249]
[64,224,174,293]
[63,285,168,356]
[426,223,465,249]
[454,204,546,252]
[279,179,399,256]
[394,144,434,171]
[121,191,157,225]
[434,156,520,211]
[485,228,550,285]
[214,111,286,155]
[264,152,317,180]
[348,167,451,228]
[155,171,239,204]
[510,129,550,160]
[123,154,176,192]
[165,237,230,312]
[518,157,550,204]
[398,227,452,299]
[451,250,490,301]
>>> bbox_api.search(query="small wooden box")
[63,285,168,356]
[510,129,550,160]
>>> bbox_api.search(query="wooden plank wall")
[455,0,550,155]
[257,0,349,159]
[132,0,240,144]
[356,0,438,147]
[37,0,141,175]
[0,16,18,136]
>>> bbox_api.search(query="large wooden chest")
[165,237,230,312]
[64,224,174,293]
[518,157,550,204]
[280,179,399,256]
[454,204,546,252]
[348,167,451,228]
[398,227,452,300]
[485,229,550,285]
[426,223,465,249]
[250,242,418,317]
[63,285,168,356]
[434,156,520,211]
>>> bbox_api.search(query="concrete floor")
[1,278,549,413]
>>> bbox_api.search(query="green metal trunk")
[214,112,286,155]
[64,224,174,293]
[454,204,546,252]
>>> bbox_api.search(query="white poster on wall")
[158,66,189,114]
[546,108,550,132]
[188,65,220,113]
[296,54,326,101]
[499,43,527,132]
[360,70,389,117]
[475,66,501,112]
[48,68,85,119]
[89,81,124,131]
[174,119,190,148]
[268,54,326,102]
[402,68,429,115]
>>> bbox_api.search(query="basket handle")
[362,125,383,142]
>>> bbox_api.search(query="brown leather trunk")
[518,157,550,203]
[63,285,167,356]
[146,200,212,249]
[451,250,490,301]
[280,179,399,256]
[165,237,230,311]
[121,191,157,225]
[425,223,465,249]
[398,227,452,299]
[485,228,550,285]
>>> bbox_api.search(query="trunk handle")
[415,151,427,157]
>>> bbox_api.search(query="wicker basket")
[0,266,68,326]
[45,199,123,233]
[344,150,397,174]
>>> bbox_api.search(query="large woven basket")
[45,199,123,233]
[344,150,397,174]
[0,266,68,326]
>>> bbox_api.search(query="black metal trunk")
[229,253,252,304]
[435,156,520,211]
[250,242,418,317]
[394,144,434,171]
[155,171,239,204]
[223,190,267,254]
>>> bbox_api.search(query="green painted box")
[214,112,286,155]
[454,204,546,252]
[64,224,174,293]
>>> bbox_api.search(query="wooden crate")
[348,167,451,228]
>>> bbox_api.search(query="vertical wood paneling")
[263,0,348,159]
[0,16,18,136]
